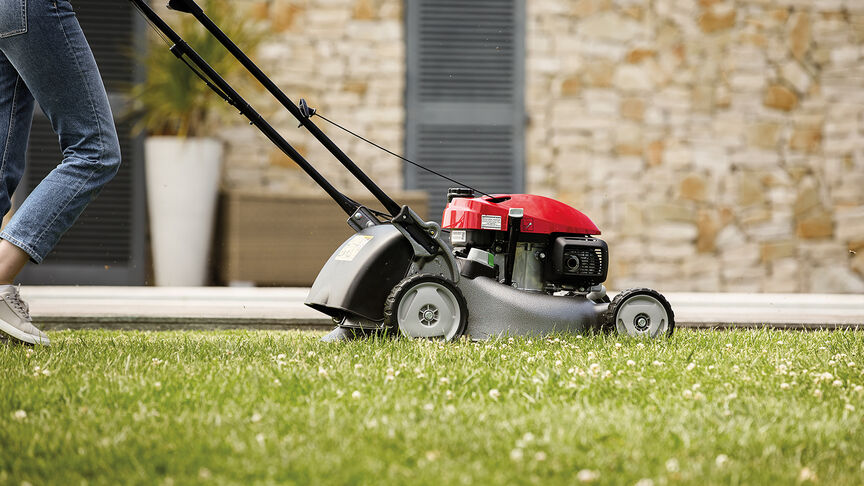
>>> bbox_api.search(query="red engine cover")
[442,194,600,235]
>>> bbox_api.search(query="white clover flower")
[587,351,596,360]
[692,383,701,391]
[828,360,836,366]
[276,353,287,360]
[555,360,563,366]
[665,458,680,473]
[708,365,715,370]
[151,358,164,366]
[832,380,843,387]
[510,448,524,461]
[489,389,501,400]
[445,390,454,400]
[652,360,663,367]
[306,351,316,358]
[813,389,823,398]
[848,362,856,368]
[534,451,547,461]
[854,385,863,393]
[686,362,696,371]
[820,372,833,381]
[683,390,693,399]
[694,392,705,401]
[354,363,363,370]
[318,367,329,378]
[615,343,622,349]
[634,479,654,486]
[627,360,636,367]
[439,377,450,385]
[250,412,262,423]
[780,383,790,390]
[577,469,599,482]
[798,467,816,482]
[732,365,740,373]
[845,403,855,412]
[636,343,645,348]
[423,403,434,411]
[273,379,281,385]
[715,454,729,467]
[13,410,26,421]
[725,343,732,349]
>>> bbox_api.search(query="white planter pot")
[145,136,223,286]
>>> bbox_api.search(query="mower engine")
[443,189,608,298]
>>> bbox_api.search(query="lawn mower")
[130,0,675,341]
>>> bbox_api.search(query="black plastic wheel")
[383,274,468,341]
[604,288,675,337]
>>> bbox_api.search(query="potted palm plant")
[135,0,264,286]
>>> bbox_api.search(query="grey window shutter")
[18,0,146,284]
[405,0,525,222]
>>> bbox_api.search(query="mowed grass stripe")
[1,329,862,485]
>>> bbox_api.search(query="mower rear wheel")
[384,274,467,341]
[605,288,674,338]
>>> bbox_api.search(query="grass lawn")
[1,329,863,485]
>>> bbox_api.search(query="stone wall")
[219,0,405,197]
[526,0,864,293]
[214,0,864,293]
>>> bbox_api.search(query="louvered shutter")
[405,0,525,222]
[18,0,146,284]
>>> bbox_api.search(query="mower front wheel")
[605,288,674,338]
[384,274,468,341]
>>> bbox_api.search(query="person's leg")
[0,0,121,265]
[0,0,120,345]
[0,50,34,285]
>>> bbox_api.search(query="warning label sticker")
[481,215,502,230]
[335,235,373,261]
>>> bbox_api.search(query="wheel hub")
[634,313,650,331]
[419,304,439,326]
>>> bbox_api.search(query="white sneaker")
[0,285,50,346]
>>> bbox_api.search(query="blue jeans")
[0,0,120,263]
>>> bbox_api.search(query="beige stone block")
[645,140,664,167]
[679,174,707,202]
[646,203,697,224]
[737,175,765,206]
[764,84,798,112]
[571,0,611,17]
[626,48,656,64]
[613,65,654,92]
[696,209,720,253]
[582,61,615,87]
[746,122,781,150]
[797,213,834,239]
[790,126,823,153]
[738,208,771,226]
[760,240,797,262]
[836,207,864,241]
[271,1,304,32]
[651,222,699,242]
[699,7,736,34]
[781,60,812,94]
[560,76,582,96]
[692,86,713,113]
[620,98,645,121]
[851,252,864,277]
[788,12,811,61]
[578,12,645,42]
[792,179,821,217]
[352,0,375,20]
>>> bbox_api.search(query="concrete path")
[20,286,864,332]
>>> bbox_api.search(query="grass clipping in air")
[1,329,863,485]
